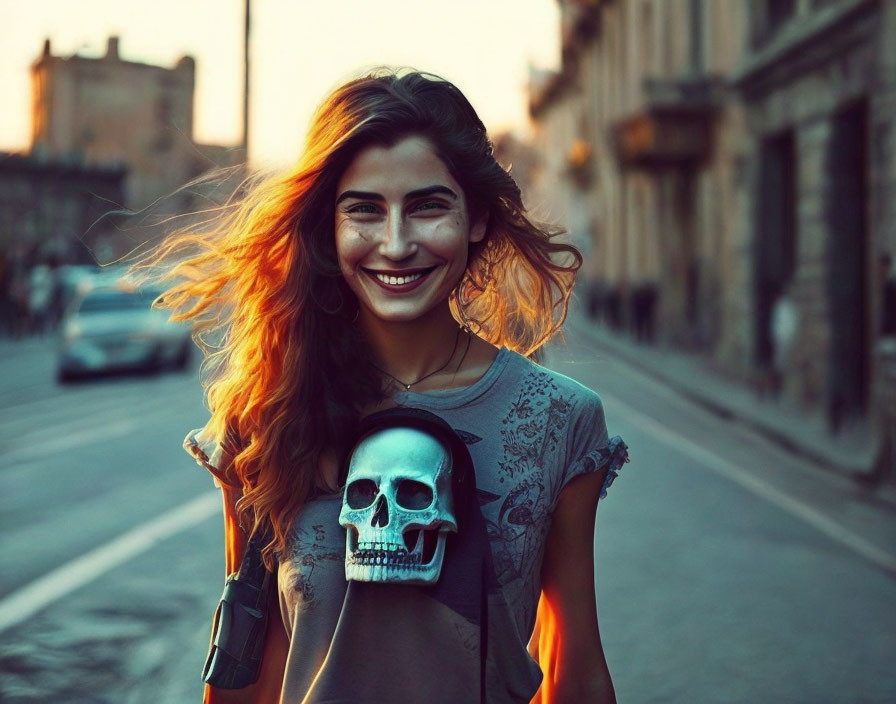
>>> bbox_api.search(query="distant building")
[731,0,896,434]
[6,36,244,262]
[31,36,243,206]
[0,151,125,264]
[528,0,749,354]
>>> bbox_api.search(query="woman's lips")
[364,267,436,293]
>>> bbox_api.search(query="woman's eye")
[412,200,447,213]
[345,203,380,215]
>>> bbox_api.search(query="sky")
[0,0,560,168]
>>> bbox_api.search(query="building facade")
[30,37,244,212]
[529,0,750,354]
[732,0,896,438]
[528,0,895,473]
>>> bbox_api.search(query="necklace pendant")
[405,384,412,390]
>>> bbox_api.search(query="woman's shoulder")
[500,348,605,414]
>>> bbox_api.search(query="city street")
[1,324,895,703]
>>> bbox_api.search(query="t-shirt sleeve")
[182,420,244,489]
[552,389,630,508]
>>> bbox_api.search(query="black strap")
[202,522,275,689]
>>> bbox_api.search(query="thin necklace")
[448,328,473,386]
[374,325,468,391]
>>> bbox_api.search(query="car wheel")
[148,348,165,374]
[175,342,192,370]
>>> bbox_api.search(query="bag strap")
[203,515,276,688]
[237,519,275,581]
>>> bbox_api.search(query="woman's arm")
[203,457,289,704]
[531,469,617,704]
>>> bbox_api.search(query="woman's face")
[334,134,486,326]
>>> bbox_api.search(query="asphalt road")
[1,327,894,703]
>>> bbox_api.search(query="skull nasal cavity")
[371,494,389,527]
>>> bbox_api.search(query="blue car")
[57,284,192,382]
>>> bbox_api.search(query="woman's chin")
[358,300,453,327]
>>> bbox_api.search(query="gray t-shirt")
[276,347,629,703]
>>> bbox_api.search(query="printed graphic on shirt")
[472,368,578,629]
[285,520,343,604]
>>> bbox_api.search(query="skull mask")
[338,425,457,585]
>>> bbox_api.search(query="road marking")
[0,395,127,437]
[0,382,191,445]
[0,491,221,634]
[0,417,140,465]
[0,372,193,427]
[600,390,896,575]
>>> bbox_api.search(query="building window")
[689,0,704,73]
[767,0,796,30]
[752,0,798,47]
[156,96,172,124]
[640,0,653,77]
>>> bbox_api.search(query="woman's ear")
[469,214,488,244]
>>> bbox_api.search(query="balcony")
[611,76,724,168]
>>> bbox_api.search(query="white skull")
[338,425,457,585]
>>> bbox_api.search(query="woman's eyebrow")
[405,185,458,201]
[335,190,382,205]
[335,185,458,206]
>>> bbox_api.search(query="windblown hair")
[136,68,581,567]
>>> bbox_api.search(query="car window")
[77,290,158,314]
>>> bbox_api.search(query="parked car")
[57,265,135,315]
[57,284,192,382]
[58,264,103,307]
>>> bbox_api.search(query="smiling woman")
[135,68,629,704]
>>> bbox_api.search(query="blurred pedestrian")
[605,283,622,330]
[7,259,30,338]
[27,261,53,335]
[47,256,66,329]
[869,252,896,484]
[769,282,799,400]
[879,252,896,338]
[632,280,659,345]
[586,276,605,322]
[142,69,630,704]
[0,251,12,337]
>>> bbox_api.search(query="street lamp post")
[243,0,250,163]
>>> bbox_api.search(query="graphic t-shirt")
[186,347,630,703]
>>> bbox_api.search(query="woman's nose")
[378,211,416,260]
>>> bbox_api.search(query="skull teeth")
[357,542,404,552]
[347,531,432,566]
[348,547,423,566]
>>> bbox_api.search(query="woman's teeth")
[374,272,425,285]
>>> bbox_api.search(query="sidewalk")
[567,310,888,488]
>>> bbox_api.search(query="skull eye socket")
[346,479,378,509]
[396,480,434,510]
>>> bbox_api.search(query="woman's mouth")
[364,267,436,292]
[375,271,424,285]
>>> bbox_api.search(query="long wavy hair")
[136,68,581,566]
